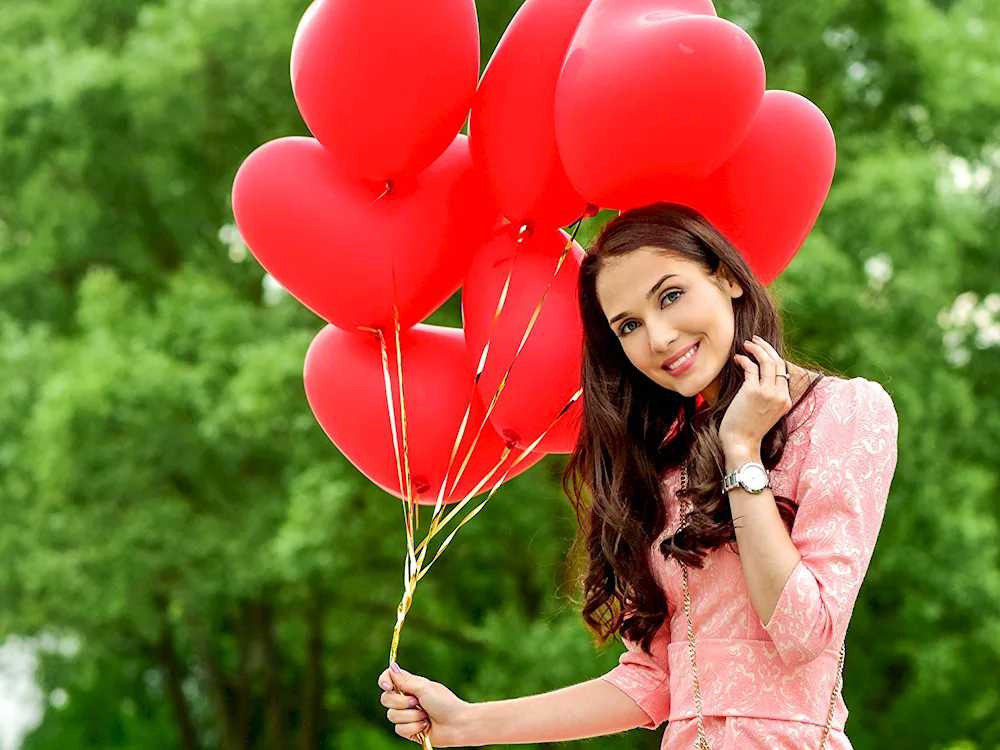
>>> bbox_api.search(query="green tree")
[0,1,998,749]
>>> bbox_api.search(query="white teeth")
[666,344,697,370]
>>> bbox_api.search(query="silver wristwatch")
[721,461,770,494]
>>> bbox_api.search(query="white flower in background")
[939,290,1000,364]
[972,164,992,190]
[975,324,1000,350]
[822,25,859,50]
[262,273,287,306]
[864,253,893,291]
[218,223,248,263]
[940,155,992,195]
[951,292,978,326]
[0,637,44,750]
[972,307,992,329]
[946,346,971,367]
[37,633,79,659]
[847,61,870,82]
[943,330,963,349]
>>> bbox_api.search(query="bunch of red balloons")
[231,0,836,504]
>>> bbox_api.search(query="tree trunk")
[192,615,244,750]
[299,581,326,750]
[259,600,289,749]
[154,603,201,750]
[234,601,254,748]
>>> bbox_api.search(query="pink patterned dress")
[601,375,899,749]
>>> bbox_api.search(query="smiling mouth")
[662,343,699,371]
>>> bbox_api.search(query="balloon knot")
[357,325,382,342]
[501,429,521,450]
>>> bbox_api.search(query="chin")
[673,374,714,400]
[650,362,715,399]
[677,384,701,399]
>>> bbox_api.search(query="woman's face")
[594,246,743,403]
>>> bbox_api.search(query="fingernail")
[753,335,762,341]
[381,681,391,691]
[390,662,401,674]
[408,697,418,706]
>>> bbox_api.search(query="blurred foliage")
[1,0,999,749]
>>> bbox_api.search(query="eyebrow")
[607,274,678,325]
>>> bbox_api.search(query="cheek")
[717,309,737,348]
[700,300,736,349]
[620,337,649,369]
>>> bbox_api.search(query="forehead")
[595,247,702,314]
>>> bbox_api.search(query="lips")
[662,342,699,371]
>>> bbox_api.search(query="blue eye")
[617,290,683,337]
[618,320,639,336]
[661,289,682,306]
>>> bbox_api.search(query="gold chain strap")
[677,464,845,750]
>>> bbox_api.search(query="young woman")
[377,203,899,749]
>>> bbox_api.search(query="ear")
[717,264,744,299]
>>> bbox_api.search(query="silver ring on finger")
[778,372,791,382]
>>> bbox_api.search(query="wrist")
[457,701,488,747]
[723,443,762,470]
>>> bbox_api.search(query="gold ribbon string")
[362,207,585,749]
[358,320,430,750]
[387,219,432,750]
[415,388,582,581]
[414,219,583,560]
[359,182,433,750]
[357,326,419,580]
[424,223,533,524]
[391,304,434,750]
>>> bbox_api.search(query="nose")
[646,317,678,354]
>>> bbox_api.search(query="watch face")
[741,464,769,493]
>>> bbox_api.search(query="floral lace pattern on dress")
[600,377,899,748]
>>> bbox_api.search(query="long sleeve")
[761,378,899,667]
[599,622,671,729]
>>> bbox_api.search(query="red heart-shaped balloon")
[655,90,836,284]
[291,0,480,182]
[470,0,591,229]
[692,90,836,283]
[556,3,764,210]
[463,226,584,454]
[304,323,545,504]
[232,134,499,332]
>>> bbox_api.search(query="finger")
[381,691,419,710]
[745,340,776,381]
[388,666,427,697]
[734,354,759,384]
[752,337,788,391]
[395,720,430,740]
[377,669,394,693]
[751,336,786,373]
[388,707,428,725]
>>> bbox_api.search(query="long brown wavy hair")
[563,203,826,654]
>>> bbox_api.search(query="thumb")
[388,665,427,697]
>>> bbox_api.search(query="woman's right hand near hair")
[377,664,474,747]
